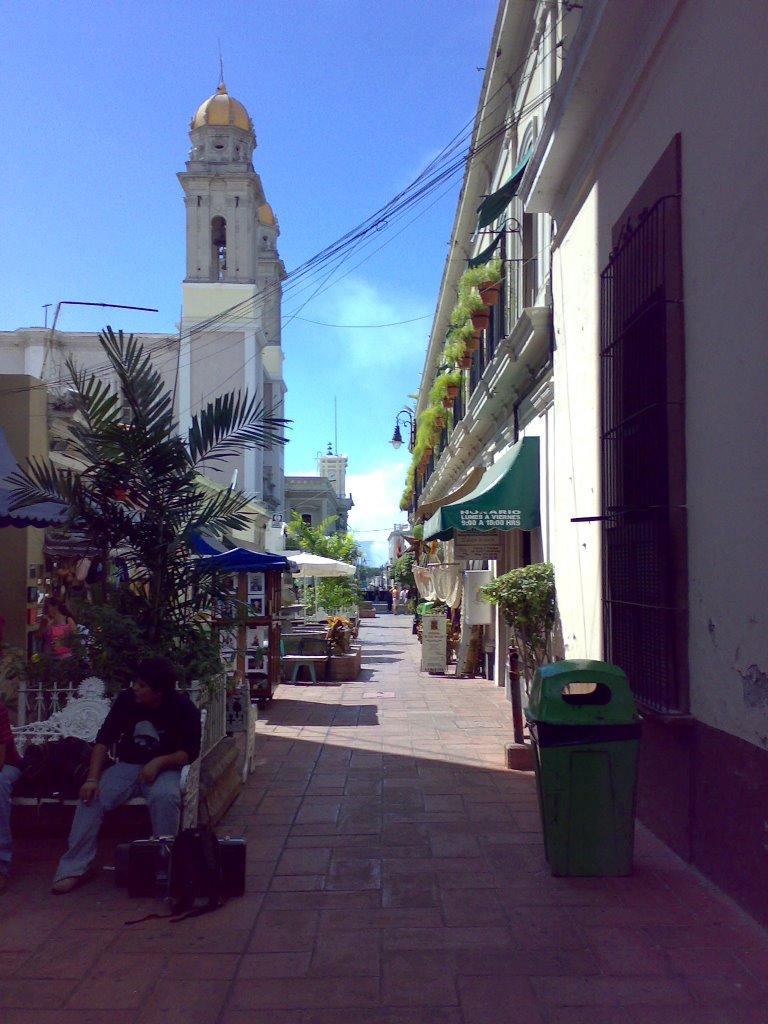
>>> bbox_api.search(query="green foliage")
[460,288,487,315]
[400,463,415,511]
[451,322,477,348]
[74,599,222,691]
[442,332,467,367]
[460,257,502,293]
[414,405,444,457]
[285,512,361,564]
[7,326,290,685]
[316,576,362,616]
[481,563,557,689]
[2,641,89,690]
[391,551,416,589]
[428,369,462,405]
[286,511,362,615]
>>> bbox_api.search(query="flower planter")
[480,283,501,306]
[459,354,472,369]
[446,384,460,399]
[443,397,454,410]
[465,335,480,352]
[471,309,490,331]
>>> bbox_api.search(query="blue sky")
[1,0,497,564]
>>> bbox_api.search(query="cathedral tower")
[177,81,286,510]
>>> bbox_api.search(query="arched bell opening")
[211,216,227,281]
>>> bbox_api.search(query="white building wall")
[549,188,602,659]
[542,0,768,747]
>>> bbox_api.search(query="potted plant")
[452,321,479,353]
[429,368,462,405]
[461,257,503,305]
[326,616,353,654]
[443,330,466,368]
[464,289,490,331]
[480,562,557,693]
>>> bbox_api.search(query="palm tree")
[9,326,289,684]
[285,512,361,617]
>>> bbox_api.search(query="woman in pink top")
[39,597,77,658]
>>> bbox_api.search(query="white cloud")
[290,276,430,374]
[347,462,410,566]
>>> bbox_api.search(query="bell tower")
[177,81,286,513]
[179,81,267,285]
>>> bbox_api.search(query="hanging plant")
[415,405,443,452]
[461,257,502,294]
[480,280,501,306]
[429,369,461,407]
[443,330,466,367]
[452,321,479,352]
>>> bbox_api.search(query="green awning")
[468,229,504,268]
[422,437,540,541]
[476,150,532,231]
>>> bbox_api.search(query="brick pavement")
[1,615,767,1022]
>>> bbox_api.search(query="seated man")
[51,657,201,895]
[0,700,23,894]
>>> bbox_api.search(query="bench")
[11,676,203,829]
[281,636,330,684]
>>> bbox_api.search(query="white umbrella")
[284,551,356,578]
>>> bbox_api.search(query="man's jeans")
[53,761,182,882]
[0,765,22,876]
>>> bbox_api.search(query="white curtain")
[413,566,437,601]
[413,564,462,610]
[432,564,462,610]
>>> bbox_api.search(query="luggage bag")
[115,835,246,898]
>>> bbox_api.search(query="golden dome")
[258,203,276,226]
[192,82,252,132]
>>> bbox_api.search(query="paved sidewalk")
[2,616,768,1022]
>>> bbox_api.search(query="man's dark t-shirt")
[95,690,201,765]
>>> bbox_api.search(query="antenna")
[334,396,338,455]
[218,40,225,86]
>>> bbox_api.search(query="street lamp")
[390,408,415,450]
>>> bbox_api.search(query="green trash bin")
[525,660,642,877]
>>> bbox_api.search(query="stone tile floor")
[2,616,767,1022]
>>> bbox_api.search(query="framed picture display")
[27,586,38,604]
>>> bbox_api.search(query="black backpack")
[167,826,225,921]
[125,826,225,925]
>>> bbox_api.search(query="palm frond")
[188,391,290,465]
[98,327,176,438]
[5,458,77,508]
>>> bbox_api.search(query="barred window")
[599,136,688,715]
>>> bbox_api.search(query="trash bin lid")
[525,660,640,726]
